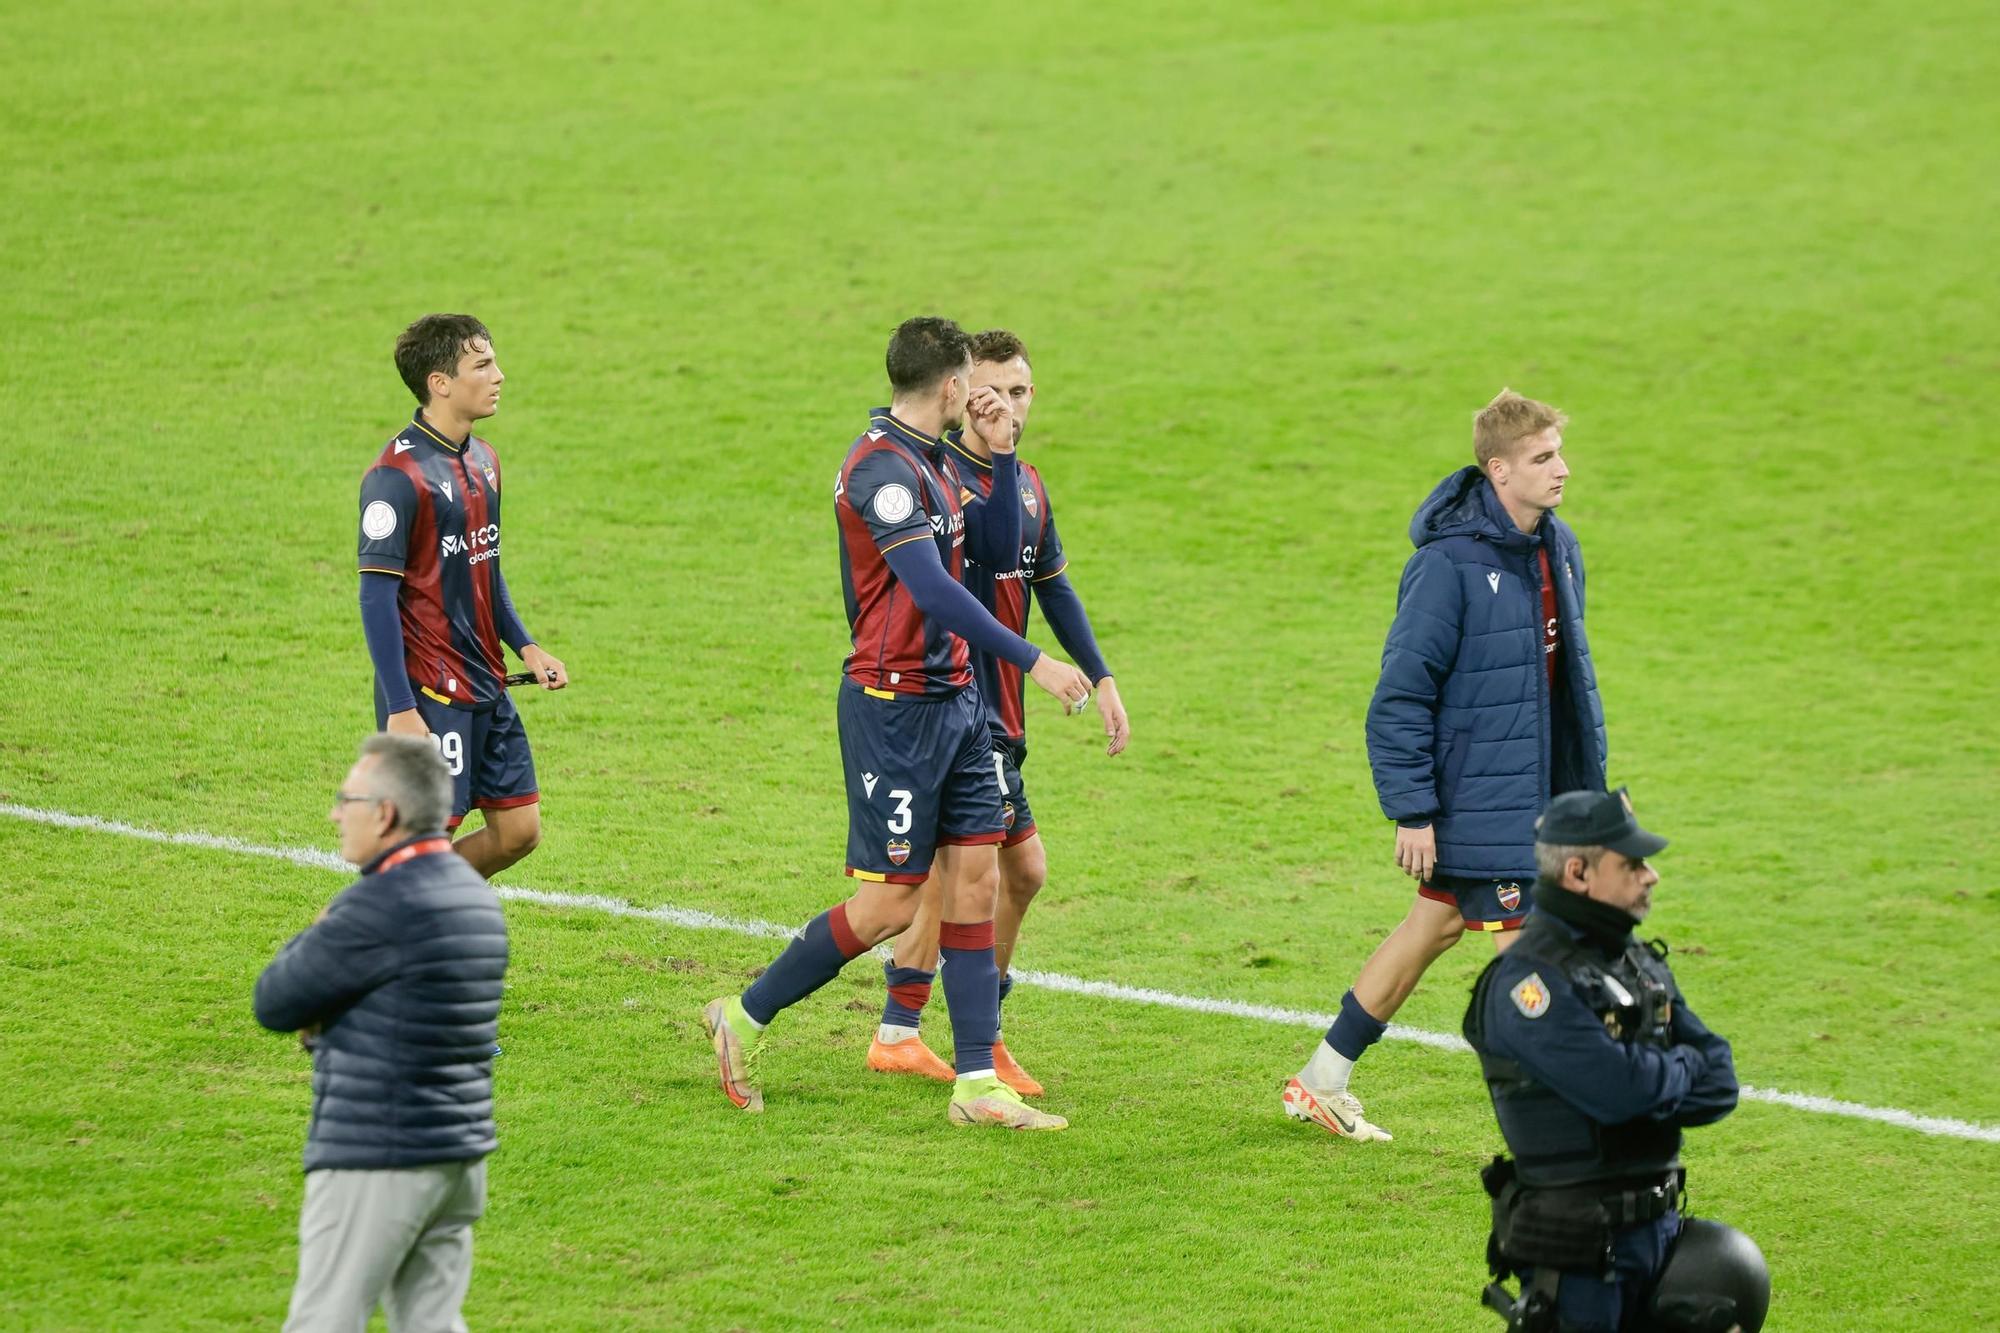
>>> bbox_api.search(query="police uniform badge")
[886,838,911,866]
[1510,973,1551,1019]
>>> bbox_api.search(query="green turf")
[3,0,1998,1327]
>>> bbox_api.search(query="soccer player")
[702,316,1093,1130]
[356,314,569,879]
[866,329,1129,1094]
[1282,390,1608,1143]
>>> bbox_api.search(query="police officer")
[1465,790,1768,1332]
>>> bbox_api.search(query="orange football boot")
[867,1033,956,1082]
[990,1039,1045,1097]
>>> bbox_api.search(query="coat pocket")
[1435,725,1470,814]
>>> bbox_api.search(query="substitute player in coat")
[1284,390,1608,1143]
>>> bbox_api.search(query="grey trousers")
[283,1159,487,1333]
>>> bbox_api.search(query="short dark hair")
[394,314,491,404]
[358,733,453,835]
[885,316,971,395]
[968,328,1030,369]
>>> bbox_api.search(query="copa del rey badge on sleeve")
[1511,972,1552,1019]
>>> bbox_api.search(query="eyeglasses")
[333,790,383,807]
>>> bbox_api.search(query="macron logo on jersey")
[440,479,454,502]
[394,441,414,455]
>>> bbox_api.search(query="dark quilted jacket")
[254,837,508,1172]
[1364,468,1608,880]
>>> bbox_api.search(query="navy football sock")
[881,963,934,1029]
[939,920,999,1079]
[741,903,868,1027]
[1325,988,1389,1061]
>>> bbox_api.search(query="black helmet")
[1648,1217,1770,1332]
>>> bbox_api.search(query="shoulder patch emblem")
[1510,973,1551,1019]
[361,500,397,541]
[872,483,915,524]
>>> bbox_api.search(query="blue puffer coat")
[1365,467,1608,881]
[254,837,509,1172]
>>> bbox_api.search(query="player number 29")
[432,731,465,776]
[886,789,913,834]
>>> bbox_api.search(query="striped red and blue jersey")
[836,409,973,698]
[356,411,509,708]
[941,431,1068,740]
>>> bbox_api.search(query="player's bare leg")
[1350,894,1466,1020]
[992,834,1046,977]
[936,843,1063,1130]
[988,833,1047,1095]
[454,802,541,879]
[1284,896,1465,1143]
[707,880,920,1112]
[869,873,954,1081]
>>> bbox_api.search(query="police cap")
[1535,788,1668,858]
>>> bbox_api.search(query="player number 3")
[886,788,913,834]
[432,730,465,777]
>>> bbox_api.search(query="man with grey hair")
[1463,790,1760,1331]
[255,734,509,1332]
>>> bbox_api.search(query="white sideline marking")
[5,802,1997,1145]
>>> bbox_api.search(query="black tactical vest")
[1464,912,1683,1188]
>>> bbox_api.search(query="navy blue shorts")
[838,682,1005,883]
[992,735,1037,848]
[377,685,539,830]
[1420,874,1529,931]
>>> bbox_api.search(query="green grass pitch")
[2,0,1997,1328]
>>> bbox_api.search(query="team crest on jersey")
[1497,882,1522,912]
[1020,485,1038,517]
[886,838,912,866]
[1510,973,1551,1019]
[483,465,497,491]
[1002,801,1016,831]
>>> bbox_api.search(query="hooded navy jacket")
[1365,468,1608,880]
[254,836,508,1172]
